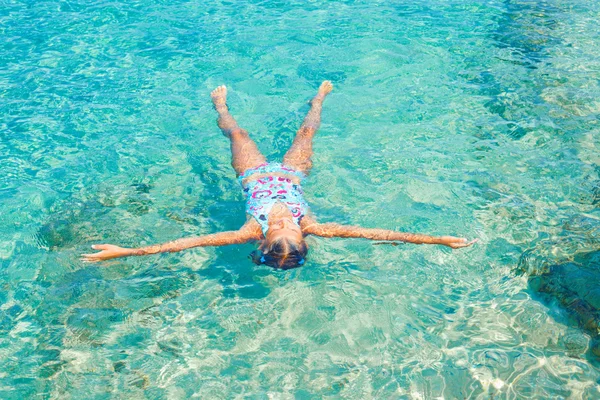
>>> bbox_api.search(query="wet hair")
[250,237,308,270]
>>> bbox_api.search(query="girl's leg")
[211,86,267,175]
[283,81,333,175]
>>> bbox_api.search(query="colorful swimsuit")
[239,163,309,235]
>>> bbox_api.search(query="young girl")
[82,82,476,269]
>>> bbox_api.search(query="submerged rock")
[35,181,156,250]
[516,208,600,358]
[35,200,108,249]
[526,249,600,357]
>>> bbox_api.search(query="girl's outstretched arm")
[301,217,477,249]
[81,220,263,262]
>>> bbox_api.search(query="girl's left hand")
[440,236,478,249]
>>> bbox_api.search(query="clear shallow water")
[2,0,600,398]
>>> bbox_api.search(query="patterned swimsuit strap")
[238,162,306,185]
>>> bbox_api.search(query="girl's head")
[251,218,308,269]
[251,237,308,270]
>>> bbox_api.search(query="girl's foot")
[211,85,228,110]
[211,85,240,136]
[314,80,333,102]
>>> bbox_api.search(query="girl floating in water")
[82,82,476,269]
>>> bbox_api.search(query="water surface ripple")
[1,0,600,398]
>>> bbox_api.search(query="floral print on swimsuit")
[240,163,309,235]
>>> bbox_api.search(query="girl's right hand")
[81,244,134,262]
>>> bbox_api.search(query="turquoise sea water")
[2,0,600,398]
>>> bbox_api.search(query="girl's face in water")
[255,218,307,269]
[264,217,304,248]
[255,216,308,270]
